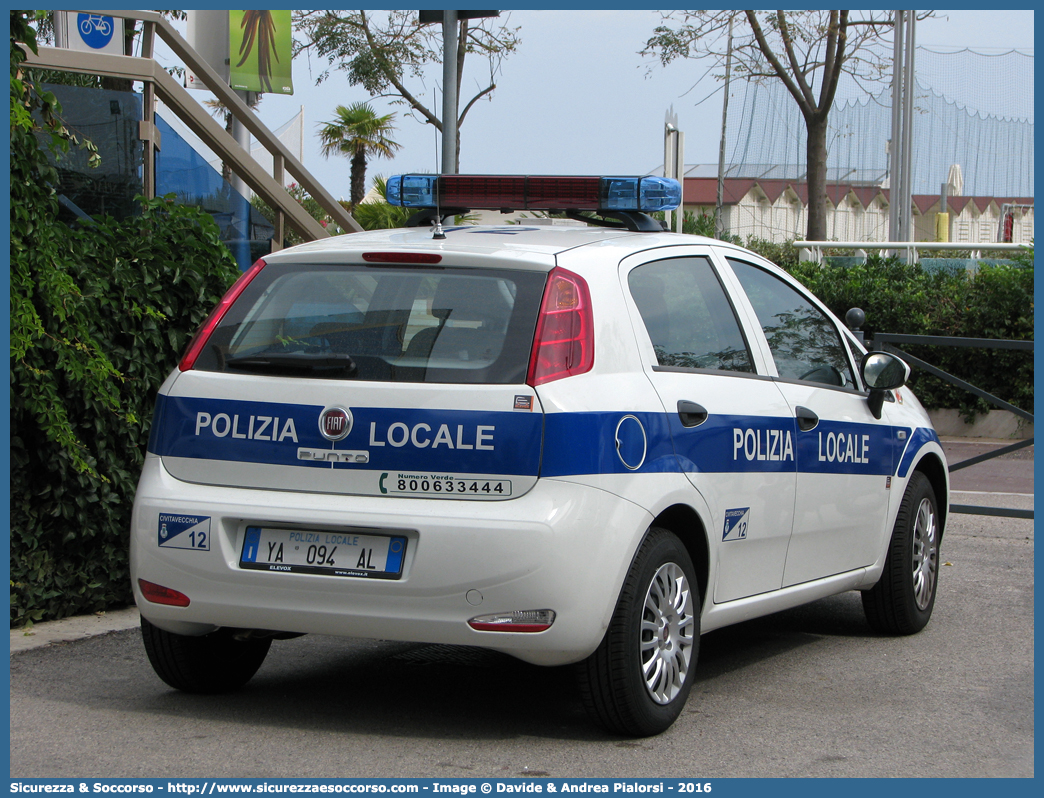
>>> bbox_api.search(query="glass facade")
[154,114,273,269]
[41,83,142,222]
[40,83,275,270]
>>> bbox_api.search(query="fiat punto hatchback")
[131,175,948,736]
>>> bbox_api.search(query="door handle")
[677,400,709,428]
[795,405,819,432]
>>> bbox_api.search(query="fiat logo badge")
[319,407,353,441]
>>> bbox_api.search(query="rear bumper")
[130,455,652,665]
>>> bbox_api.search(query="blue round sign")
[77,14,115,49]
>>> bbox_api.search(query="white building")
[682,176,1033,245]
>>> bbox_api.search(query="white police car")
[131,174,947,736]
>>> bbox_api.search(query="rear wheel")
[862,471,940,634]
[578,527,699,736]
[140,617,271,693]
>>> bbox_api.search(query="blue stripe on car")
[149,395,544,475]
[895,426,942,478]
[149,394,933,479]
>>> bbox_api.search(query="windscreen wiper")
[223,352,358,378]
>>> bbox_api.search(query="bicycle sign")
[77,13,115,49]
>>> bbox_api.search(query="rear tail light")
[468,609,555,633]
[527,267,594,386]
[138,579,191,607]
[178,258,267,371]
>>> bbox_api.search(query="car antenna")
[432,89,446,240]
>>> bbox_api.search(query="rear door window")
[628,256,754,373]
[194,264,547,384]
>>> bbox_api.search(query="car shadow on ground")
[696,589,876,679]
[13,590,883,745]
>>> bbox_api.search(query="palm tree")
[318,102,401,208]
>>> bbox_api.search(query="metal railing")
[795,241,1027,264]
[872,333,1033,520]
[20,9,362,246]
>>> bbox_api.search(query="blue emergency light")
[386,174,682,214]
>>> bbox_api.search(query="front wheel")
[862,471,941,634]
[140,617,271,693]
[578,527,700,736]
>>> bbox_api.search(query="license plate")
[240,526,407,579]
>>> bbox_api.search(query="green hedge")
[10,11,241,625]
[10,199,241,626]
[782,254,1034,419]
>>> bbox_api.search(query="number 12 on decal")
[722,507,750,542]
[157,514,212,551]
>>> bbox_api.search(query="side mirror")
[861,351,910,390]
[860,352,911,419]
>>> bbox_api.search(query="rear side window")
[193,264,546,384]
[628,256,754,373]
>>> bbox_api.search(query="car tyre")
[140,617,271,693]
[577,527,700,736]
[862,471,940,635]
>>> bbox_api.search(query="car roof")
[265,224,724,261]
[260,224,782,281]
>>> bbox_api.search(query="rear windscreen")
[193,264,547,384]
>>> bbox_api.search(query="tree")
[318,102,401,207]
[293,10,520,172]
[643,10,915,241]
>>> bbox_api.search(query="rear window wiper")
[223,352,358,378]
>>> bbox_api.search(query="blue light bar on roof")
[602,176,682,213]
[386,174,437,208]
[640,176,683,211]
[385,175,681,213]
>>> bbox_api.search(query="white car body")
[131,225,949,670]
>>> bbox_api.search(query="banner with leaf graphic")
[229,10,294,94]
